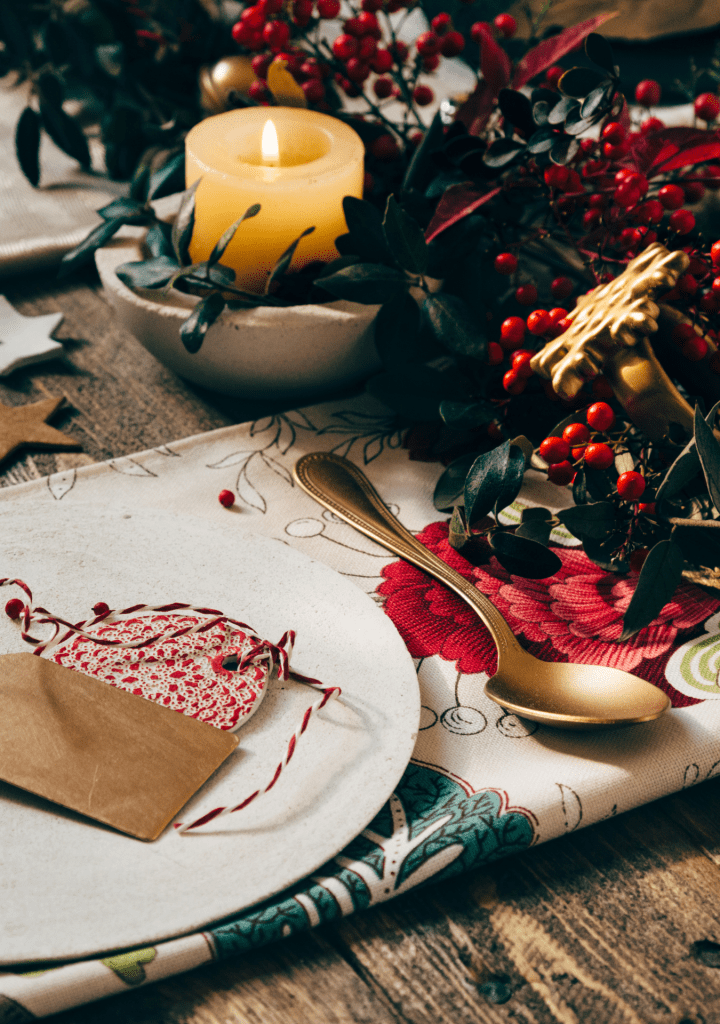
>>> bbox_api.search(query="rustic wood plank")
[331,784,720,1024]
[52,932,403,1024]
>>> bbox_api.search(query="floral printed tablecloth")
[1,392,720,1020]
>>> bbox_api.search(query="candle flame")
[261,119,280,166]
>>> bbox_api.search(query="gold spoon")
[294,452,670,730]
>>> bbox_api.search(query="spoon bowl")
[294,452,671,731]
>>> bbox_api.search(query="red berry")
[333,33,358,59]
[617,471,646,500]
[635,79,661,106]
[700,290,719,313]
[503,368,526,395]
[370,134,400,161]
[684,181,706,204]
[219,489,235,508]
[539,436,570,465]
[431,11,451,33]
[356,10,379,34]
[635,199,663,225]
[638,502,656,515]
[547,461,574,486]
[583,208,602,230]
[373,76,393,99]
[544,164,571,190]
[584,442,614,470]
[659,184,685,210]
[361,0,384,10]
[669,209,695,234]
[487,341,504,365]
[592,376,613,400]
[551,276,573,300]
[390,40,409,62]
[293,0,313,25]
[640,116,665,135]
[494,252,517,275]
[416,30,441,55]
[4,598,24,620]
[563,422,590,447]
[511,349,534,377]
[712,241,720,266]
[527,309,551,336]
[413,84,434,106]
[470,21,490,42]
[370,47,393,72]
[441,30,465,57]
[493,12,516,37]
[516,284,537,306]
[318,0,340,12]
[695,92,720,122]
[601,121,625,145]
[363,171,374,193]
[672,322,698,345]
[248,79,269,101]
[614,181,641,208]
[346,58,370,81]
[252,53,273,78]
[231,21,258,44]
[683,335,708,361]
[713,276,720,296]
[617,227,641,252]
[302,78,324,102]
[678,273,698,296]
[586,401,615,431]
[263,19,290,50]
[500,315,526,349]
[545,65,563,89]
[93,601,110,616]
[603,141,629,159]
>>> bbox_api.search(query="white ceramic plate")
[0,503,419,964]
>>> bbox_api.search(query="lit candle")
[185,108,364,293]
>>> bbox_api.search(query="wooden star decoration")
[0,396,81,465]
[0,296,65,376]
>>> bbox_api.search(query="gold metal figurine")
[530,243,720,441]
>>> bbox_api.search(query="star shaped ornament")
[0,396,81,465]
[0,295,64,376]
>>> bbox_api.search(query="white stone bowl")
[94,229,381,398]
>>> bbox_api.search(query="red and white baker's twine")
[1,578,341,834]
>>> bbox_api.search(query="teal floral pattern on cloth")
[211,763,535,956]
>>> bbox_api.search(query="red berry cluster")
[537,402,646,500]
[492,304,574,397]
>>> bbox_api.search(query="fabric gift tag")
[0,652,238,841]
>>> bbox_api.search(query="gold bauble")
[199,57,256,113]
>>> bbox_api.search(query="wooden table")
[4,267,720,1024]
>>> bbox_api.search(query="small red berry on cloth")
[92,602,110,616]
[218,489,236,508]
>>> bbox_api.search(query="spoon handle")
[294,453,523,659]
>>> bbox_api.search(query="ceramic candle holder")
[94,229,381,399]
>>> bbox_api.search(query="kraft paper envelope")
[0,652,238,840]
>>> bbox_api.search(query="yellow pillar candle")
[185,107,364,293]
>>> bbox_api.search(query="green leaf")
[58,217,125,278]
[439,400,496,430]
[547,95,580,125]
[316,264,407,304]
[382,195,428,275]
[170,261,236,292]
[550,136,580,165]
[209,205,261,266]
[521,506,552,522]
[489,531,562,579]
[341,196,393,263]
[448,505,469,549]
[115,255,180,290]
[580,81,614,120]
[498,89,534,134]
[584,32,616,75]
[582,533,628,573]
[673,524,720,570]
[694,404,720,513]
[655,437,700,505]
[15,107,40,187]
[433,453,477,511]
[144,223,175,259]
[620,539,684,641]
[97,198,147,223]
[148,151,185,201]
[559,66,607,98]
[483,138,525,169]
[402,112,445,192]
[179,291,226,354]
[527,126,557,154]
[423,294,486,359]
[374,291,420,369]
[171,179,200,267]
[464,441,526,527]
[266,225,315,294]
[39,101,90,167]
[515,519,552,545]
[557,501,616,541]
